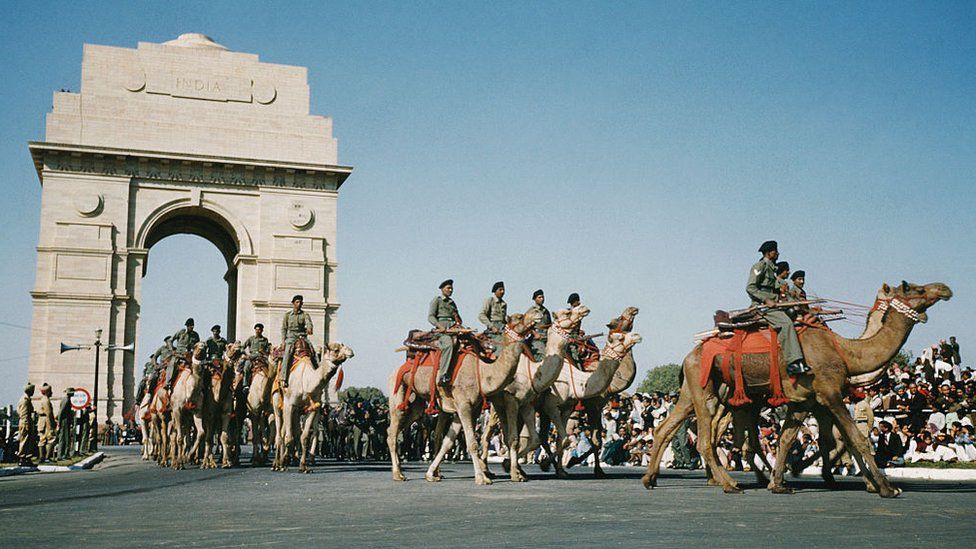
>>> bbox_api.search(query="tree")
[339,386,387,407]
[892,349,914,368]
[637,363,682,394]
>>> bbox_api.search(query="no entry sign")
[70,387,91,410]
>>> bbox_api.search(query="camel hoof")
[723,485,744,494]
[865,483,879,493]
[222,462,231,469]
[880,486,901,498]
[392,473,407,482]
[769,485,794,495]
[476,477,493,486]
[425,474,441,483]
[707,477,721,486]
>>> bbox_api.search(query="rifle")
[729,299,826,320]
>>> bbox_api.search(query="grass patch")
[902,460,976,470]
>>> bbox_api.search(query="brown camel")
[707,284,895,489]
[170,342,207,470]
[387,313,537,484]
[641,281,952,498]
[202,343,241,469]
[533,329,644,478]
[246,352,277,466]
[272,341,354,473]
[482,305,591,481]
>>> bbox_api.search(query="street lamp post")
[93,329,102,451]
[59,329,133,452]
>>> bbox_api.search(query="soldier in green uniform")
[55,388,75,460]
[775,261,791,300]
[150,335,173,364]
[526,289,552,361]
[428,279,461,387]
[166,319,200,389]
[241,323,271,389]
[281,295,316,388]
[16,383,36,465]
[789,270,807,301]
[747,240,808,375]
[478,281,507,343]
[205,325,228,362]
[566,292,582,365]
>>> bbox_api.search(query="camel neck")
[481,335,525,394]
[832,310,916,376]
[587,357,623,393]
[606,352,636,394]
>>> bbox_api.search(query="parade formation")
[11,238,952,504]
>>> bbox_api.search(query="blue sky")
[1,2,974,405]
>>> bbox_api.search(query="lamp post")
[93,329,102,451]
[59,329,133,452]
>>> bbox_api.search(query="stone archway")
[26,34,353,421]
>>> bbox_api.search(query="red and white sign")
[70,387,92,410]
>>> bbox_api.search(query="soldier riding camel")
[478,281,507,343]
[748,240,809,375]
[429,279,462,387]
[281,294,316,389]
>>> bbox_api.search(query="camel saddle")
[403,329,496,363]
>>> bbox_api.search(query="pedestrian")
[36,383,56,462]
[16,383,36,465]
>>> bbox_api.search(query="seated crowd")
[506,336,971,471]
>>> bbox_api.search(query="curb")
[0,452,105,477]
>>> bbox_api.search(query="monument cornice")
[28,141,353,191]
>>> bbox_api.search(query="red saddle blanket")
[393,347,480,415]
[699,327,789,407]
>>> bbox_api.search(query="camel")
[271,341,354,473]
[641,281,952,498]
[201,343,241,469]
[707,284,896,489]
[137,393,153,460]
[246,353,277,466]
[169,342,207,470]
[481,305,591,481]
[387,312,537,484]
[533,329,644,478]
[145,356,180,466]
[572,307,639,478]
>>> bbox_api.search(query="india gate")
[26,33,352,421]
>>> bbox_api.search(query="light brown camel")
[146,355,181,466]
[271,341,354,473]
[574,307,639,478]
[386,313,537,484]
[246,353,277,466]
[482,305,591,481]
[641,281,952,498]
[533,330,644,478]
[707,284,895,489]
[169,342,207,470]
[137,392,153,460]
[201,343,241,469]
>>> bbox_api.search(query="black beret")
[532,289,544,299]
[185,318,194,326]
[790,270,805,281]
[292,295,304,302]
[775,261,790,274]
[254,323,264,329]
[492,281,504,292]
[439,279,453,289]
[759,240,778,253]
[568,293,580,304]
[211,325,221,331]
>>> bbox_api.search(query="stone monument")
[26,33,352,421]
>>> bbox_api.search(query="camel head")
[882,281,952,324]
[603,331,643,360]
[191,342,207,360]
[554,305,591,329]
[505,313,536,338]
[225,341,243,362]
[607,307,639,332]
[324,342,355,365]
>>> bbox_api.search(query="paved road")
[1,447,974,547]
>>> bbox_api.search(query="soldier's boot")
[242,361,252,391]
[786,360,810,375]
[436,352,452,388]
[164,363,177,391]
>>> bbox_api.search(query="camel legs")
[190,411,209,468]
[736,405,770,486]
[817,395,899,498]
[584,401,608,479]
[689,385,740,493]
[499,396,527,482]
[299,409,319,473]
[170,410,185,470]
[458,403,492,485]
[537,398,570,478]
[642,385,695,489]
[220,411,233,468]
[425,417,461,482]
[479,407,500,463]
